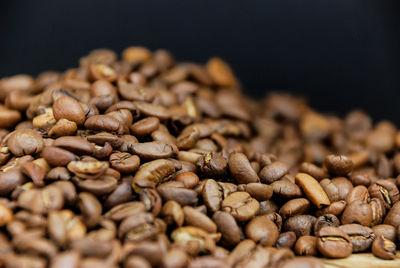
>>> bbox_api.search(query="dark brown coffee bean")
[345,185,370,204]
[259,161,289,183]
[42,146,77,166]
[76,175,117,195]
[221,191,260,221]
[275,231,296,249]
[350,167,377,186]
[7,129,44,156]
[372,224,396,242]
[53,96,86,125]
[294,236,318,256]
[130,117,160,137]
[372,235,396,260]
[324,154,354,176]
[134,101,171,120]
[314,214,340,234]
[317,226,352,258]
[87,132,123,149]
[295,173,330,208]
[53,136,95,155]
[279,198,310,219]
[228,152,260,184]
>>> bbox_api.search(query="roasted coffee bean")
[372,235,396,260]
[283,215,316,238]
[228,152,260,184]
[338,224,375,252]
[53,136,95,155]
[295,173,330,208]
[372,224,396,242]
[342,200,373,226]
[331,177,353,200]
[245,216,279,246]
[294,236,318,256]
[314,214,340,234]
[183,206,216,233]
[132,159,175,192]
[196,152,227,177]
[368,179,399,209]
[300,162,329,181]
[271,180,302,199]
[53,96,86,125]
[319,179,340,202]
[162,248,188,268]
[67,160,109,180]
[221,191,260,221]
[237,183,273,201]
[7,129,44,156]
[78,192,102,228]
[346,185,370,204]
[317,226,352,258]
[157,181,198,206]
[384,201,400,228]
[259,161,290,183]
[84,114,122,133]
[75,175,117,195]
[175,172,199,189]
[275,231,296,248]
[129,141,178,160]
[324,154,354,176]
[279,198,310,219]
[42,146,77,166]
[109,152,140,174]
[171,226,215,253]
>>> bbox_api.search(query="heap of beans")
[0,46,399,268]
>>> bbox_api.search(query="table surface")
[322,252,400,268]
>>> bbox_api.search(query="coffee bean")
[295,173,330,208]
[372,224,396,242]
[279,198,310,219]
[368,179,399,209]
[53,96,86,125]
[339,224,375,252]
[222,191,260,221]
[78,192,102,228]
[237,183,273,202]
[53,136,95,155]
[384,201,400,228]
[228,152,260,184]
[300,162,329,181]
[324,154,354,176]
[317,226,352,258]
[67,160,109,180]
[132,159,175,192]
[157,181,198,206]
[7,129,44,156]
[129,141,178,160]
[372,235,396,260]
[162,248,188,268]
[283,215,316,238]
[42,146,77,166]
[259,161,290,183]
[342,200,373,226]
[271,180,302,199]
[175,172,199,189]
[109,152,140,174]
[294,236,318,256]
[245,216,279,246]
[84,115,122,133]
[275,231,296,249]
[314,214,340,234]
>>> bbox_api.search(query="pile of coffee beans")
[0,46,399,268]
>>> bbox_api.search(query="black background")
[1,1,399,123]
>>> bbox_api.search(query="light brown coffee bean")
[7,129,44,156]
[372,235,396,260]
[53,96,86,125]
[222,191,260,221]
[295,173,330,208]
[228,152,260,184]
[317,226,352,258]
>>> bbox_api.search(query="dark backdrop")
[1,0,399,123]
